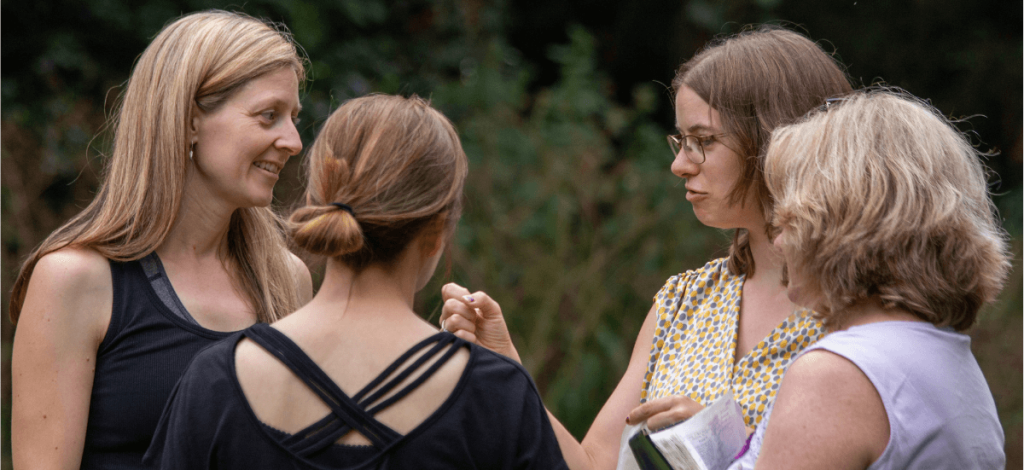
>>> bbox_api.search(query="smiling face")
[190,67,302,210]
[671,86,764,231]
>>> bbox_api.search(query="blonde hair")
[290,95,468,270]
[766,89,1011,331]
[673,26,853,276]
[10,10,306,323]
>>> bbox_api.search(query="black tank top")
[80,255,238,469]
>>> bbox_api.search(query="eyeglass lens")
[668,135,706,164]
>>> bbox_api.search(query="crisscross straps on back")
[243,324,465,457]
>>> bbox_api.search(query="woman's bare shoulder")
[757,349,889,469]
[33,246,111,282]
[21,246,113,340]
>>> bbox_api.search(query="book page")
[647,392,747,470]
[617,423,645,470]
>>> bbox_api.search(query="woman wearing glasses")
[440,26,852,469]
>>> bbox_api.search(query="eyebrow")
[674,123,718,134]
[686,124,717,134]
[254,96,302,114]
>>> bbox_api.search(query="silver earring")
[189,142,195,161]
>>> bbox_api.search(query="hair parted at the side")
[673,25,853,277]
[765,88,1012,331]
[290,94,468,271]
[9,10,307,323]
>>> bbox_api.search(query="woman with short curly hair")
[730,89,1010,469]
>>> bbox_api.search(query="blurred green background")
[2,0,1020,467]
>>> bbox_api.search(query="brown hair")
[10,10,306,323]
[289,95,468,270]
[673,26,853,276]
[766,89,1011,331]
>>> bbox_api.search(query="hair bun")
[289,205,364,257]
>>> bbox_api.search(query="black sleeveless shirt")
[80,256,238,469]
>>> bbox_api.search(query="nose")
[671,149,699,179]
[277,118,303,156]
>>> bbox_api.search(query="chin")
[692,212,730,230]
[234,195,275,209]
[247,187,278,207]
[786,287,806,306]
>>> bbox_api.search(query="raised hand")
[439,283,521,363]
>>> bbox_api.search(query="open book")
[616,391,748,470]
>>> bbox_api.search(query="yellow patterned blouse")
[640,258,824,426]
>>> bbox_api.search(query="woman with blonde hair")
[730,89,1009,469]
[145,94,568,469]
[10,10,311,468]
[440,26,852,469]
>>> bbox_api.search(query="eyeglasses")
[818,97,846,113]
[667,133,727,164]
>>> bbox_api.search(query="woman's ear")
[420,215,447,259]
[190,108,203,143]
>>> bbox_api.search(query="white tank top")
[730,321,1004,469]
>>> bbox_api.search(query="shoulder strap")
[97,259,127,354]
[245,326,469,457]
[360,335,463,414]
[244,324,400,449]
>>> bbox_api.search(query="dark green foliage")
[2,0,1020,466]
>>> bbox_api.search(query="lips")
[253,161,282,174]
[685,191,707,202]
[685,187,707,201]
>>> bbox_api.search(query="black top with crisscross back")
[144,324,568,470]
[245,323,464,461]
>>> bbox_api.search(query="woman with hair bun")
[730,89,1009,469]
[10,10,311,468]
[145,94,569,469]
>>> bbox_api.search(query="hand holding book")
[627,394,705,430]
[616,392,748,470]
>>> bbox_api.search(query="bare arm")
[440,283,659,470]
[753,350,888,470]
[573,302,658,469]
[12,248,112,469]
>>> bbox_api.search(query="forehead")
[674,85,722,133]
[231,68,301,108]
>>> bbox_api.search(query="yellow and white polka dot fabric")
[640,258,824,426]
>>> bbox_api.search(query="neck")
[744,224,784,286]
[311,255,422,322]
[833,298,924,331]
[157,185,235,261]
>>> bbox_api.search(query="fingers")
[440,299,481,345]
[440,298,477,328]
[441,304,477,333]
[441,282,471,302]
[460,291,503,320]
[627,398,674,425]
[645,408,696,431]
[627,395,704,431]
[451,329,477,344]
